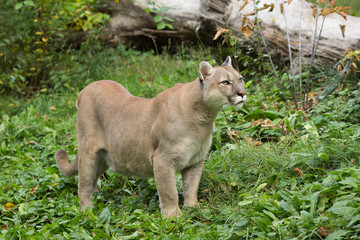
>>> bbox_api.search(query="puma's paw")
[161,206,181,219]
[184,199,199,208]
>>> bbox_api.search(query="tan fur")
[55,57,246,218]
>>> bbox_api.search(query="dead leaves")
[241,25,255,41]
[213,28,230,41]
[339,24,346,38]
[30,185,40,194]
[294,167,304,177]
[244,136,263,147]
[320,6,351,20]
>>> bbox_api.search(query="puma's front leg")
[153,156,181,218]
[181,160,204,207]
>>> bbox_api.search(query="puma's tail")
[55,149,79,177]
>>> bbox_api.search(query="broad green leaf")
[347,214,360,227]
[256,183,267,193]
[279,201,299,216]
[329,206,357,220]
[238,199,252,206]
[318,153,329,161]
[263,210,277,220]
[151,7,159,13]
[157,22,166,30]
[18,202,27,213]
[163,16,174,22]
[324,230,348,240]
[15,3,23,9]
[300,210,313,227]
[153,15,163,23]
[159,6,170,12]
[235,220,248,227]
[24,0,35,6]
[304,121,319,136]
[0,123,4,135]
[339,177,359,189]
[99,207,111,224]
[310,191,321,216]
[165,23,174,29]
[63,232,71,239]
[245,110,284,121]
[85,207,98,221]
[245,80,252,88]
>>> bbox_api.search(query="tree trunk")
[98,0,360,64]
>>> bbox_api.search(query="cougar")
[55,56,246,218]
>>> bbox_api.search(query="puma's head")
[199,56,247,110]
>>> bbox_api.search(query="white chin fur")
[233,95,246,107]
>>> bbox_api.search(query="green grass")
[1,49,360,239]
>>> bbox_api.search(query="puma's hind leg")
[92,149,109,193]
[77,144,108,210]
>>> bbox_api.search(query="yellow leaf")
[35,31,43,35]
[30,67,36,71]
[52,15,59,19]
[5,203,16,210]
[42,37,48,42]
[35,41,43,45]
[50,106,56,111]
[339,24,346,38]
[35,49,43,53]
[34,19,38,22]
[229,182,237,187]
[213,27,230,40]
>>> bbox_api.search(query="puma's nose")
[237,92,246,98]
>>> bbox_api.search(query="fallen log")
[98,0,360,64]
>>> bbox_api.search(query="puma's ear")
[199,61,213,83]
[221,56,232,67]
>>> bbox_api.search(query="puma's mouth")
[230,95,247,107]
[235,101,244,107]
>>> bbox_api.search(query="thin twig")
[272,23,293,103]
[282,0,298,109]
[252,1,289,108]
[299,0,304,109]
[305,5,325,108]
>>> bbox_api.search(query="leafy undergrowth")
[1,52,360,239]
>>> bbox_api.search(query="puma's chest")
[172,134,212,172]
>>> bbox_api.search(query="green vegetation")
[1,46,360,239]
[1,0,360,239]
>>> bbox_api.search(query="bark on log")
[98,0,360,64]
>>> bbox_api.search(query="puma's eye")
[221,80,231,85]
